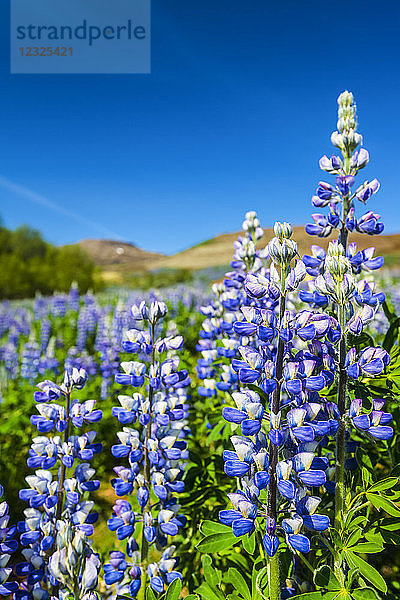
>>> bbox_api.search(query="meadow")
[1,91,400,600]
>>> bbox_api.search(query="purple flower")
[356,211,384,235]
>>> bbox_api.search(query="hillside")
[152,227,400,271]
[75,228,400,282]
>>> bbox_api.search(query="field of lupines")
[1,91,400,600]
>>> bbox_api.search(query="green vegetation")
[0,222,98,298]
[125,267,193,289]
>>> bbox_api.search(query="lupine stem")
[268,553,281,600]
[56,390,71,522]
[139,323,155,600]
[334,194,350,571]
[52,389,71,595]
[266,291,286,600]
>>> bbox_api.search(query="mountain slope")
[75,228,400,278]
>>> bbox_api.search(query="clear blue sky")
[0,0,399,254]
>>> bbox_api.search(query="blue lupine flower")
[106,301,189,596]
[350,398,393,440]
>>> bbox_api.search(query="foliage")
[0,223,98,298]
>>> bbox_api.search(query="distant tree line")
[0,221,98,299]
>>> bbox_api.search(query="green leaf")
[382,299,397,323]
[376,518,400,530]
[383,316,400,351]
[224,568,251,600]
[205,419,226,445]
[165,578,182,600]
[254,565,269,600]
[348,541,384,554]
[242,532,256,554]
[366,493,400,517]
[197,532,238,553]
[246,384,270,405]
[196,583,224,600]
[367,477,399,492]
[289,593,325,600]
[145,589,157,600]
[201,520,232,536]
[202,555,221,589]
[352,588,380,600]
[314,565,341,590]
[345,551,387,593]
[184,596,200,600]
[391,463,400,477]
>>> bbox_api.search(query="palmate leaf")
[196,582,224,600]
[224,567,251,600]
[196,531,238,553]
[348,541,384,554]
[165,578,182,600]
[344,551,387,594]
[242,531,256,554]
[289,593,325,599]
[202,555,221,589]
[314,565,341,590]
[382,316,400,352]
[200,520,232,536]
[352,588,380,599]
[145,589,157,600]
[254,566,269,600]
[366,493,400,517]
[367,477,399,492]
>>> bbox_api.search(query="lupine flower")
[105,301,190,597]
[350,398,393,440]
[17,367,102,599]
[0,484,18,596]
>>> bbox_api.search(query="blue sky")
[0,0,399,254]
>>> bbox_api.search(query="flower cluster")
[0,484,18,596]
[15,367,102,599]
[212,223,339,560]
[196,211,284,399]
[306,91,383,240]
[105,301,190,597]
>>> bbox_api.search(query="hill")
[75,228,400,282]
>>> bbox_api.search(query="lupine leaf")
[366,493,400,517]
[242,531,256,554]
[345,551,387,593]
[145,590,157,600]
[205,419,226,445]
[391,464,400,477]
[197,532,238,553]
[224,568,251,600]
[165,578,182,600]
[196,583,224,600]
[352,588,380,600]
[349,541,384,553]
[380,529,400,545]
[382,316,400,351]
[345,527,364,547]
[375,518,399,530]
[185,596,200,600]
[313,565,341,590]
[246,384,270,404]
[254,565,269,600]
[202,555,221,589]
[289,593,325,599]
[367,477,399,492]
[201,520,232,536]
[251,558,266,599]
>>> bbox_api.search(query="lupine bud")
[273,221,293,240]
